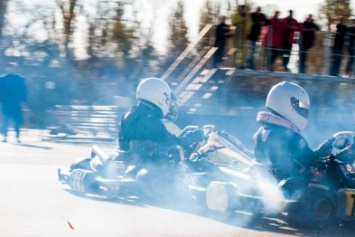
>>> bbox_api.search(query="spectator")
[213,15,231,68]
[246,6,268,70]
[231,5,252,69]
[298,14,320,74]
[345,18,355,77]
[330,16,347,77]
[282,10,302,72]
[260,11,287,71]
[0,62,27,143]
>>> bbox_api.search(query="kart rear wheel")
[205,182,238,212]
[136,168,174,203]
[288,187,335,228]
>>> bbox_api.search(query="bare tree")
[168,0,189,57]
[319,0,352,31]
[56,0,82,59]
[0,0,9,39]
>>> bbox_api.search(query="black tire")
[288,187,336,228]
[279,177,308,200]
[151,177,172,200]
[135,168,173,203]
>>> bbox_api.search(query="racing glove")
[179,129,205,149]
[311,159,327,172]
[314,137,335,158]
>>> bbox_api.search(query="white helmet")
[266,81,310,131]
[136,77,172,117]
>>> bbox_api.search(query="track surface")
[0,133,353,237]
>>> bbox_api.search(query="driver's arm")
[141,117,203,149]
[314,137,335,158]
[288,133,317,169]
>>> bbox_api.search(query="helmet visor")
[290,97,309,119]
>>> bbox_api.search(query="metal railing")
[224,27,355,78]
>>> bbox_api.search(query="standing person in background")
[231,5,252,69]
[260,11,287,71]
[0,62,28,143]
[282,10,302,72]
[330,16,347,77]
[213,15,231,68]
[246,6,268,70]
[345,18,355,77]
[298,14,320,74]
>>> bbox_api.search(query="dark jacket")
[333,23,347,50]
[0,74,27,108]
[118,101,180,152]
[299,20,320,50]
[214,22,230,47]
[248,12,268,41]
[253,124,315,181]
[347,26,355,54]
[118,100,203,155]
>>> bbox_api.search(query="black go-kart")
[204,131,355,228]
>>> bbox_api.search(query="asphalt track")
[0,130,354,237]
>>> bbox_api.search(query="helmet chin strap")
[256,111,300,133]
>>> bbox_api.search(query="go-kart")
[58,142,189,203]
[57,124,256,205]
[204,131,355,227]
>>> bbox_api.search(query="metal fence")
[223,27,355,78]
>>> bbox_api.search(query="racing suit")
[118,100,202,179]
[253,111,317,181]
[118,100,199,152]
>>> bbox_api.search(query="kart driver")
[252,81,334,181]
[117,77,204,192]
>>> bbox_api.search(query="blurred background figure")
[282,10,302,72]
[0,62,28,143]
[298,14,320,74]
[231,4,252,69]
[212,15,231,68]
[330,16,347,77]
[345,18,355,78]
[261,11,287,71]
[246,6,268,70]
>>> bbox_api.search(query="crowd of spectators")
[213,5,355,78]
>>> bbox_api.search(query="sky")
[254,0,323,20]
[6,0,207,58]
[5,0,355,58]
[253,0,355,21]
